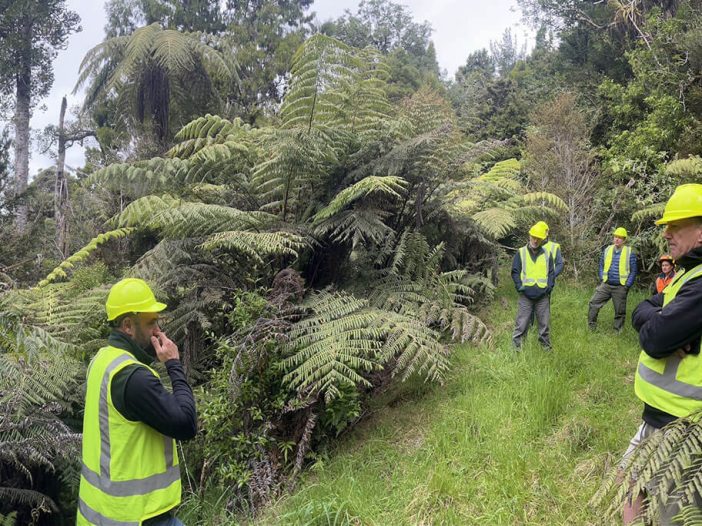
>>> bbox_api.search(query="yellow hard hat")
[655,183,702,225]
[529,222,548,240]
[613,227,628,238]
[105,278,167,321]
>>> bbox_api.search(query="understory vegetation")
[249,281,646,526]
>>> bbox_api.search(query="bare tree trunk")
[14,22,32,233]
[55,97,69,258]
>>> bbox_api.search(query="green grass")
[255,280,648,525]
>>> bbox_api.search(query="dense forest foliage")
[2,0,702,523]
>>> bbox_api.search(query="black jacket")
[511,244,555,300]
[632,246,702,427]
[108,332,197,441]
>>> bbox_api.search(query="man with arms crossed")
[623,184,702,524]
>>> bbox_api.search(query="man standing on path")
[587,227,637,332]
[77,278,197,526]
[620,184,702,523]
[511,222,555,350]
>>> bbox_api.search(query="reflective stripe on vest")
[602,245,631,285]
[634,263,702,417]
[78,347,181,525]
[544,241,560,264]
[519,246,548,288]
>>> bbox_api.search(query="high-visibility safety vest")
[602,245,632,286]
[543,241,561,264]
[635,263,702,418]
[77,346,181,525]
[519,246,548,288]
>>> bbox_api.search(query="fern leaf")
[37,228,135,287]
[313,176,407,222]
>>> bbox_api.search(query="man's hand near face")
[151,332,180,362]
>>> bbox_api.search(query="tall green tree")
[0,0,80,231]
[321,0,440,100]
[103,0,225,37]
[218,0,314,123]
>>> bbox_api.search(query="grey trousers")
[588,282,629,330]
[513,294,551,349]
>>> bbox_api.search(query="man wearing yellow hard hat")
[77,278,196,526]
[511,222,556,350]
[619,184,702,523]
[587,226,637,332]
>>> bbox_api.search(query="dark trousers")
[588,282,629,331]
[513,294,551,349]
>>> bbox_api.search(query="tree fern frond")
[632,203,665,223]
[596,412,702,524]
[377,311,449,383]
[87,158,190,197]
[313,176,407,223]
[0,487,57,513]
[200,231,305,264]
[314,208,393,246]
[472,208,517,238]
[282,291,383,401]
[478,158,521,180]
[522,192,569,211]
[37,229,135,287]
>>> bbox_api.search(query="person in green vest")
[619,184,702,523]
[511,222,556,350]
[587,227,638,332]
[77,278,197,526]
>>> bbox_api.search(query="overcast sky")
[28,0,530,175]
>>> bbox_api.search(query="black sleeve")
[636,283,702,359]
[511,252,522,291]
[121,360,197,440]
[631,293,663,332]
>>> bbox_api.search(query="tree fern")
[75,23,231,138]
[445,158,569,240]
[114,195,275,236]
[0,313,82,515]
[86,158,192,198]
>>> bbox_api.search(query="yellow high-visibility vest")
[77,346,181,525]
[634,263,702,418]
[602,245,631,285]
[544,241,561,265]
[519,246,548,288]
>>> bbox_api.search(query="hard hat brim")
[106,301,167,321]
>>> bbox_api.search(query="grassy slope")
[257,280,648,525]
